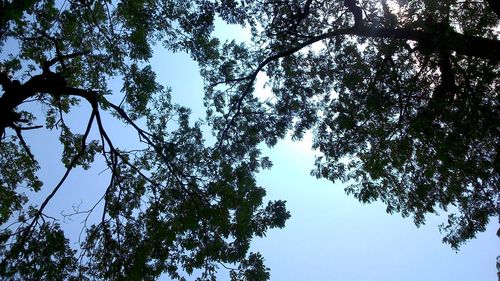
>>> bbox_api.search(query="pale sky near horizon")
[4,14,498,281]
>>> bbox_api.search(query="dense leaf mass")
[0,0,499,279]
[202,0,499,249]
[0,0,289,280]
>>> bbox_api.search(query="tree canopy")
[0,1,289,280]
[201,0,499,251]
[0,0,499,280]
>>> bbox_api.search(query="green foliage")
[0,223,79,280]
[230,253,270,281]
[1,0,498,279]
[59,124,101,169]
[202,0,499,250]
[122,63,162,120]
[0,0,288,280]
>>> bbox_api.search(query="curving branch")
[213,0,500,149]
[31,111,96,226]
[11,124,37,164]
[353,26,500,60]
[215,27,353,149]
[0,110,96,251]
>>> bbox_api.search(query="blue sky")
[5,15,498,281]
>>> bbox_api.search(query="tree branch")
[11,125,37,164]
[353,26,500,60]
[344,0,363,29]
[9,111,96,247]
[44,50,91,72]
[215,27,354,149]
[214,1,500,148]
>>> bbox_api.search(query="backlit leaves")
[203,0,499,250]
[1,0,288,280]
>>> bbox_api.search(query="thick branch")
[344,0,363,29]
[215,4,500,148]
[343,0,499,59]
[354,26,500,60]
[0,71,99,134]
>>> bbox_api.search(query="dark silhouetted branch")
[214,1,500,149]
[11,125,36,164]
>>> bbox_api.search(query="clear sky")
[10,16,499,281]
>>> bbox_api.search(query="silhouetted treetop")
[0,1,289,280]
[202,0,499,250]
[0,0,498,279]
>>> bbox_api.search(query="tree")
[1,0,499,279]
[201,0,499,250]
[0,1,289,280]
